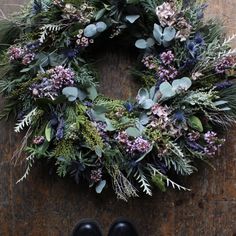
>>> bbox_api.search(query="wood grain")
[1,1,236,235]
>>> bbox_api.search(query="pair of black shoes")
[72,219,138,236]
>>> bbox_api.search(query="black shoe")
[72,219,103,236]
[108,219,138,236]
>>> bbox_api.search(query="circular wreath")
[0,0,236,201]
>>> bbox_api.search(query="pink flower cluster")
[116,131,151,154]
[8,46,35,65]
[160,51,175,65]
[215,56,235,74]
[76,30,94,47]
[47,65,75,89]
[142,55,156,69]
[31,66,75,99]
[204,131,225,156]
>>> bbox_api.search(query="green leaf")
[45,122,53,142]
[95,146,103,157]
[151,174,166,192]
[95,8,106,21]
[96,180,106,194]
[188,116,203,132]
[125,127,141,137]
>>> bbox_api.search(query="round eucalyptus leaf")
[84,24,97,37]
[96,21,107,32]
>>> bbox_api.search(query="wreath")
[0,0,236,201]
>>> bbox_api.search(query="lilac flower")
[93,122,108,142]
[131,137,151,153]
[31,66,75,99]
[90,169,102,183]
[152,104,169,121]
[76,30,94,48]
[33,136,45,145]
[160,51,175,65]
[116,131,129,144]
[155,2,176,27]
[48,65,75,89]
[156,65,178,81]
[215,56,235,74]
[8,46,25,61]
[22,53,35,65]
[188,131,200,142]
[204,131,217,144]
[142,55,156,69]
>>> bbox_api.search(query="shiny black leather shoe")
[108,219,138,236]
[72,219,103,236]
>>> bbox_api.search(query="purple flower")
[215,56,235,74]
[131,137,151,153]
[156,65,178,81]
[56,118,65,140]
[30,66,75,99]
[160,51,175,65]
[22,53,35,65]
[204,131,217,145]
[90,169,102,183]
[8,46,25,61]
[188,131,200,142]
[215,81,233,90]
[33,136,45,145]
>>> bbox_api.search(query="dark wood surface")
[1,0,236,235]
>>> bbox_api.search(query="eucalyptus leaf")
[87,86,98,101]
[96,22,107,32]
[135,39,147,49]
[125,15,140,23]
[84,24,97,37]
[62,87,80,102]
[125,127,141,137]
[96,180,106,194]
[141,99,154,109]
[159,81,175,98]
[139,113,149,125]
[95,8,106,21]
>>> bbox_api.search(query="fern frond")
[148,165,191,191]
[14,107,38,133]
[39,24,62,43]
[134,169,152,196]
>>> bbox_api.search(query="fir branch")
[39,24,62,44]
[148,165,191,191]
[134,169,152,196]
[14,108,38,133]
[16,153,35,184]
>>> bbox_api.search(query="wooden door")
[1,0,236,235]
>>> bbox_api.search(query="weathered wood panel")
[0,1,236,235]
